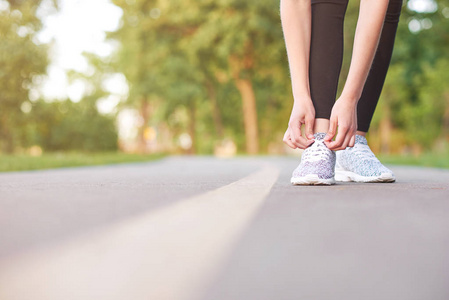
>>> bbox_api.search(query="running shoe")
[335,135,395,183]
[291,133,336,185]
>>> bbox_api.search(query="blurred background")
[0,0,448,169]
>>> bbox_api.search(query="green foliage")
[368,0,449,151]
[108,0,290,153]
[29,99,118,152]
[0,0,48,152]
[104,0,449,154]
[412,59,449,145]
[2,0,449,156]
[0,0,118,154]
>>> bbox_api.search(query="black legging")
[309,0,403,132]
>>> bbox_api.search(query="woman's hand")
[283,99,315,149]
[324,97,357,150]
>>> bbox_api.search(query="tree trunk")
[205,79,224,138]
[235,78,259,154]
[379,105,392,154]
[434,91,449,152]
[0,116,14,154]
[188,100,196,154]
[137,97,151,153]
[441,92,449,138]
[229,52,259,154]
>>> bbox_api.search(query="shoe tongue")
[314,132,326,141]
[355,135,368,145]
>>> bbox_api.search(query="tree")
[176,0,286,154]
[109,0,205,153]
[0,0,52,152]
[108,0,288,154]
[105,0,448,155]
[29,98,118,152]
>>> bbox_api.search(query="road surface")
[1,156,448,300]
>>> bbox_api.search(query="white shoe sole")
[291,174,335,186]
[335,168,395,183]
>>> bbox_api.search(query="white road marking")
[0,165,279,300]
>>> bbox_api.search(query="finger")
[333,127,355,150]
[326,125,348,150]
[340,134,352,150]
[290,121,312,149]
[295,135,313,149]
[283,129,297,149]
[289,120,302,145]
[285,139,297,149]
[349,134,356,147]
[325,117,337,142]
[304,117,315,140]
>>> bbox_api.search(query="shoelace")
[302,140,332,162]
[352,144,379,162]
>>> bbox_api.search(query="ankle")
[314,118,330,133]
[356,131,367,137]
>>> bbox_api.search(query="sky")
[407,0,438,13]
[34,0,138,140]
[36,0,126,111]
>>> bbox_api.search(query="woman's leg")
[335,0,402,183]
[309,0,349,125]
[356,0,403,133]
[291,0,349,185]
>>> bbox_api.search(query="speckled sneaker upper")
[335,135,395,183]
[291,133,336,185]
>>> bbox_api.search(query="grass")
[0,152,166,172]
[378,153,449,169]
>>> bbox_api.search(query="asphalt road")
[1,156,448,300]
